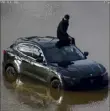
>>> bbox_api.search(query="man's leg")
[58,37,68,47]
[56,36,71,48]
[55,40,65,48]
[72,37,75,45]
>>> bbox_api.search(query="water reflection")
[3,76,108,111]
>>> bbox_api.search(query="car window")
[44,45,85,63]
[17,44,33,57]
[17,43,45,61]
[32,47,41,59]
[44,47,63,63]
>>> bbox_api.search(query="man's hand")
[69,36,76,45]
[69,36,72,44]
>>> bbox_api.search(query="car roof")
[14,36,58,48]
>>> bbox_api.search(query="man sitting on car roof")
[56,14,75,48]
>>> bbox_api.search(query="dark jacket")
[57,18,69,40]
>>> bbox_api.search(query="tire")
[5,66,18,83]
[51,79,62,89]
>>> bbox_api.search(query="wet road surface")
[1,73,110,111]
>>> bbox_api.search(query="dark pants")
[56,37,76,48]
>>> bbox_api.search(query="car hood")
[50,59,106,78]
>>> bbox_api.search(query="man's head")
[64,14,70,20]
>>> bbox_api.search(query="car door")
[16,43,35,77]
[30,45,50,83]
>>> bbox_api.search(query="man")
[56,14,75,48]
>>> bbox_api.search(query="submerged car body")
[2,36,108,90]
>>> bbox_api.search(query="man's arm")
[60,22,69,35]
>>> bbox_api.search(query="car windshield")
[43,45,85,63]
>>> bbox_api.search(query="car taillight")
[3,50,6,54]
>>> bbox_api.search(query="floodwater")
[1,74,110,111]
[1,1,109,111]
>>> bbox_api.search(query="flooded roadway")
[1,1,109,111]
[1,73,110,111]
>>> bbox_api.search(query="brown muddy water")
[1,73,110,111]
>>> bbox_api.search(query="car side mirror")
[36,56,43,63]
[84,51,89,57]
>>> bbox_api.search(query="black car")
[2,36,108,90]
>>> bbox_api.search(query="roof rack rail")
[16,36,57,40]
[45,36,57,39]
[13,37,29,44]
[14,36,58,44]
[16,37,28,42]
[28,36,57,39]
[26,36,57,42]
[26,36,38,39]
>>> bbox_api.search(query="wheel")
[5,66,18,83]
[51,79,61,89]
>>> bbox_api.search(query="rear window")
[17,44,33,57]
[16,43,43,60]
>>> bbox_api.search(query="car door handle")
[30,61,34,65]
